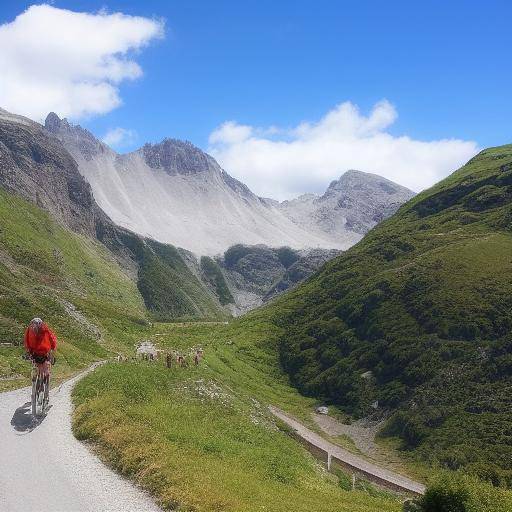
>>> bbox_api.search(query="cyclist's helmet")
[29,317,43,334]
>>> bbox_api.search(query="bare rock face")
[44,112,415,256]
[142,138,215,175]
[278,170,415,239]
[0,109,101,236]
[44,112,106,161]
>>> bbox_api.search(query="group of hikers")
[166,349,204,368]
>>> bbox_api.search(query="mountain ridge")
[0,108,226,321]
[44,112,415,256]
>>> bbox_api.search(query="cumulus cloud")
[0,4,164,121]
[209,100,479,200]
[102,127,137,148]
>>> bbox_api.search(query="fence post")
[352,473,356,490]
[327,452,332,471]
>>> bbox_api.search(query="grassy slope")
[268,144,512,484]
[122,237,227,321]
[200,256,234,305]
[0,188,154,389]
[73,314,401,512]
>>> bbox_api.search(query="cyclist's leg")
[31,364,37,416]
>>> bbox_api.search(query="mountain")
[0,108,226,326]
[0,108,104,237]
[278,170,415,237]
[205,245,340,314]
[263,144,512,484]
[45,113,414,256]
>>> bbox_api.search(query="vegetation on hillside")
[418,473,512,512]
[73,317,401,512]
[267,144,512,484]
[0,189,151,390]
[118,235,225,320]
[200,256,234,305]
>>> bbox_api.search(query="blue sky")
[1,1,511,198]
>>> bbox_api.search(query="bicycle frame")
[31,358,51,417]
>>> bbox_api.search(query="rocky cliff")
[278,170,415,239]
[46,113,414,255]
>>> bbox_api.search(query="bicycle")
[26,352,53,416]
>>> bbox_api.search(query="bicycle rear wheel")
[31,376,37,416]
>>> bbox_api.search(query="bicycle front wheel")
[42,375,50,415]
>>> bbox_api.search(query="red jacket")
[24,324,57,355]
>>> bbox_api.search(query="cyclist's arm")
[23,328,30,353]
[48,329,57,351]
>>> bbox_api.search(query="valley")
[0,3,510,512]
[0,105,511,512]
[72,318,405,512]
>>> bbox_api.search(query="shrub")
[419,473,512,512]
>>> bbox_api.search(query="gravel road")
[270,406,426,495]
[0,365,162,512]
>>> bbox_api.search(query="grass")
[72,315,402,512]
[0,188,152,390]
[200,256,234,305]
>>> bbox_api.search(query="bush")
[419,473,512,512]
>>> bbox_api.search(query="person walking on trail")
[24,317,57,377]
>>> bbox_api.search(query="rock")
[142,138,215,176]
[47,112,414,256]
[316,406,329,415]
[278,169,415,239]
[217,244,341,314]
[0,109,101,236]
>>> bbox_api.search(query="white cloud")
[102,127,137,148]
[0,4,164,121]
[209,100,479,200]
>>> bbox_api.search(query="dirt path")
[313,413,384,457]
[0,364,161,512]
[270,406,426,495]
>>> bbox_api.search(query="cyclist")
[24,317,57,377]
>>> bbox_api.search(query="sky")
[0,1,511,200]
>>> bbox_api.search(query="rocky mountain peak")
[44,112,106,161]
[328,169,410,197]
[141,138,218,176]
[0,108,107,236]
[44,111,64,133]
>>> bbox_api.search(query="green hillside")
[73,318,401,512]
[200,255,234,305]
[0,188,151,389]
[118,235,226,320]
[0,188,224,390]
[268,144,512,484]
